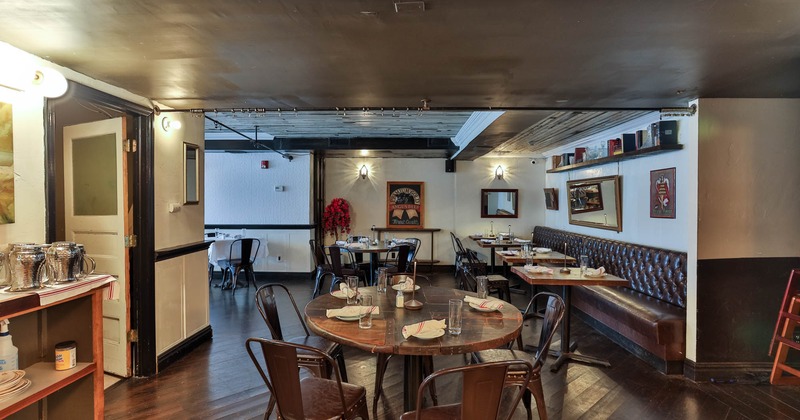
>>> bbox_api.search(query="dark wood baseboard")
[683,359,773,383]
[573,309,684,375]
[157,326,213,372]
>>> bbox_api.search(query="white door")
[63,117,131,377]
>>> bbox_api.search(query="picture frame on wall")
[387,181,424,228]
[650,167,676,219]
[0,101,14,224]
[543,188,558,210]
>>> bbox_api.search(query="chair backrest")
[390,244,411,272]
[255,284,310,341]
[459,265,477,292]
[522,292,566,368]
[410,360,533,420]
[453,235,467,254]
[246,337,349,419]
[462,246,488,276]
[403,238,422,264]
[326,246,358,277]
[228,238,260,264]
[450,231,460,253]
[309,239,329,267]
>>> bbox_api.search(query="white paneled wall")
[155,251,209,356]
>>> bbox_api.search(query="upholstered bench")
[532,226,687,374]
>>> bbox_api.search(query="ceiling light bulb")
[161,117,182,132]
[495,165,504,180]
[360,164,369,179]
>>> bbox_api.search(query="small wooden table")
[305,286,523,411]
[511,266,629,372]
[468,236,523,273]
[496,250,577,278]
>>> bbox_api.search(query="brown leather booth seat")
[533,226,687,374]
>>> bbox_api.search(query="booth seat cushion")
[572,285,686,361]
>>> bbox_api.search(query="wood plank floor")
[105,272,800,419]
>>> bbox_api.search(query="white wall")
[205,152,312,224]
[324,157,546,265]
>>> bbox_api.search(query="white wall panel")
[184,251,210,336]
[155,258,185,355]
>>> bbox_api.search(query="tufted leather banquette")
[533,226,687,373]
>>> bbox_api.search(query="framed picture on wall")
[0,101,14,224]
[650,167,676,219]
[387,181,424,228]
[543,188,558,210]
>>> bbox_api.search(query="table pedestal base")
[403,355,425,412]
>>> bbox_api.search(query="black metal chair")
[460,243,512,302]
[245,337,367,420]
[399,360,533,420]
[310,239,333,298]
[472,292,566,420]
[216,238,260,292]
[326,246,368,291]
[450,232,469,278]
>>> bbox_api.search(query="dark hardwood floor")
[105,271,800,419]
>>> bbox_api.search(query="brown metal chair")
[399,359,533,420]
[472,292,566,420]
[246,337,369,420]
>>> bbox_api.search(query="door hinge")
[127,329,139,343]
[125,234,138,248]
[124,138,138,153]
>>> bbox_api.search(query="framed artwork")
[543,188,558,210]
[387,181,424,228]
[650,167,676,218]
[0,101,14,224]
[569,182,603,214]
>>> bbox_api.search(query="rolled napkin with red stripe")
[326,306,379,318]
[584,267,607,277]
[402,319,447,339]
[524,265,554,274]
[463,296,504,310]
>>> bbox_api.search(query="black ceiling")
[3,0,799,156]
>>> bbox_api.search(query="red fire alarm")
[261,160,269,169]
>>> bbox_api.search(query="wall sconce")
[495,165,504,180]
[359,164,369,180]
[0,65,68,98]
[161,116,182,132]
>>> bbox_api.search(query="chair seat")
[287,335,341,357]
[473,349,537,375]
[298,376,367,420]
[399,403,461,420]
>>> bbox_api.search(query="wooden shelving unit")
[0,286,107,419]
[547,144,684,173]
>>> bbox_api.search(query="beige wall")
[697,98,800,259]
[0,89,46,246]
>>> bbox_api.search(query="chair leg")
[356,395,370,420]
[336,349,348,383]
[529,376,547,420]
[265,394,276,420]
[423,356,438,406]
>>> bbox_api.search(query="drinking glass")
[580,255,589,275]
[376,267,388,293]
[476,275,489,299]
[359,295,373,329]
[346,276,359,305]
[448,299,463,335]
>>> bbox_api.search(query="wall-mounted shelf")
[546,144,684,173]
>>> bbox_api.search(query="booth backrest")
[533,226,688,308]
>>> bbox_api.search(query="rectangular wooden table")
[511,265,629,372]
[468,236,523,273]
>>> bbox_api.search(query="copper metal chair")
[472,292,565,420]
[246,337,369,420]
[399,359,533,420]
[255,284,348,381]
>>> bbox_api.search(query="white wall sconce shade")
[495,165,504,180]
[0,65,68,98]
[360,164,369,179]
[162,116,182,132]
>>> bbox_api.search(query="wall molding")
[683,359,773,383]
[157,326,213,372]
[155,241,212,262]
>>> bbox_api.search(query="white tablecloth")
[208,239,268,269]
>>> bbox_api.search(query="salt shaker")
[395,289,404,308]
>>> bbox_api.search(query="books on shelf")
[574,147,586,163]
[621,133,637,152]
[651,120,678,145]
[607,138,622,156]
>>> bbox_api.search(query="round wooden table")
[304,286,523,411]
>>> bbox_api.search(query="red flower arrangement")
[322,198,351,240]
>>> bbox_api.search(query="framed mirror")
[183,142,199,204]
[481,189,518,218]
[567,175,621,231]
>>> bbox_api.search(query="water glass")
[476,275,489,299]
[448,299,463,335]
[359,295,373,329]
[580,255,589,275]
[376,267,388,293]
[346,276,359,305]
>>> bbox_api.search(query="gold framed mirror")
[567,175,621,231]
